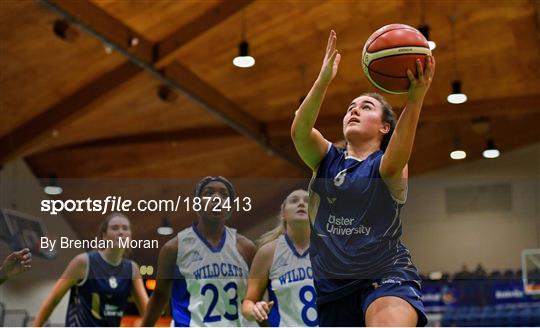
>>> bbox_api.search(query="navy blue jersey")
[65,250,133,326]
[308,143,420,304]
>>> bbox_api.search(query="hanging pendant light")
[233,11,255,68]
[447,16,467,104]
[44,175,62,195]
[157,217,174,235]
[447,80,468,104]
[482,139,500,159]
[233,41,255,68]
[450,135,466,160]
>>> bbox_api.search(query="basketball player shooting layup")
[291,30,435,326]
[142,176,257,327]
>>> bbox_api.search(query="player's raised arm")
[291,30,341,171]
[380,55,435,178]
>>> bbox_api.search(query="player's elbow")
[380,163,402,179]
[290,119,310,141]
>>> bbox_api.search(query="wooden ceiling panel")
[91,0,220,42]
[27,135,304,178]
[167,0,538,123]
[30,72,227,152]
[0,0,125,137]
[2,0,539,183]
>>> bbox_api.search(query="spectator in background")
[473,264,487,279]
[454,264,472,280]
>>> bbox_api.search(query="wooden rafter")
[0,0,258,164]
[155,0,254,68]
[0,62,141,163]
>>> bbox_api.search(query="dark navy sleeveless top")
[65,250,132,326]
[308,144,420,304]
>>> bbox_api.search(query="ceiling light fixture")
[233,11,255,68]
[482,139,500,159]
[157,217,173,235]
[44,175,62,195]
[447,16,467,104]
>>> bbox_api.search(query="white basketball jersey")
[171,224,251,327]
[268,234,318,327]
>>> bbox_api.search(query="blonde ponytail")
[257,218,286,247]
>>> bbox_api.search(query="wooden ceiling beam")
[24,0,306,172]
[0,62,141,163]
[155,0,254,68]
[35,93,540,155]
[54,125,238,151]
[0,0,256,164]
[45,0,155,63]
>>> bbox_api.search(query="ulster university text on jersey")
[308,143,427,325]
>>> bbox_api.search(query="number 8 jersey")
[171,224,251,327]
[267,234,319,327]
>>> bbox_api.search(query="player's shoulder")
[71,252,89,267]
[251,239,278,272]
[236,233,257,266]
[236,233,256,252]
[161,235,179,257]
[258,238,278,258]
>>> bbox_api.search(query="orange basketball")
[362,24,431,94]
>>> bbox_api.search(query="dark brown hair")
[96,212,130,240]
[360,92,396,152]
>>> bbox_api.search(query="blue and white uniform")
[171,224,250,327]
[267,234,318,327]
[308,143,426,326]
[65,250,132,327]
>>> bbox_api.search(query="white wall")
[401,143,540,274]
[0,159,80,325]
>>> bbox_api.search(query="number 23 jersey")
[171,224,251,327]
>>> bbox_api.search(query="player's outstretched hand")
[407,54,435,103]
[0,248,32,280]
[317,30,341,86]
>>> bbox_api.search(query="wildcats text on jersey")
[278,267,313,286]
[193,262,245,280]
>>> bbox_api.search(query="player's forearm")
[34,300,58,327]
[141,294,168,326]
[382,100,423,175]
[291,79,329,140]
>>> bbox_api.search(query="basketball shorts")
[316,280,428,327]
